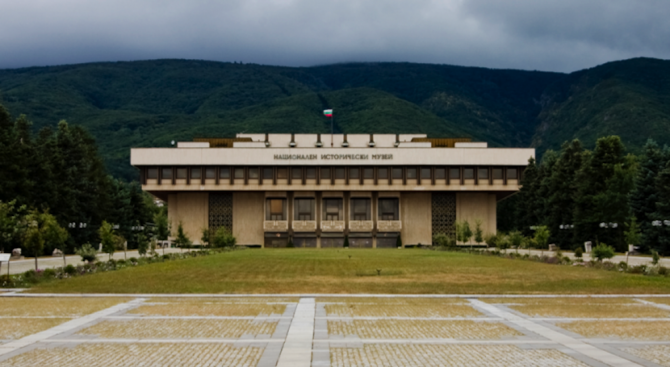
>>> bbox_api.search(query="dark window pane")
[507,168,518,179]
[219,167,230,179]
[492,168,503,179]
[321,168,331,179]
[294,198,315,220]
[205,168,215,179]
[363,168,374,179]
[334,168,345,179]
[292,167,302,179]
[350,198,371,220]
[161,168,172,179]
[478,168,489,180]
[249,168,259,179]
[378,168,388,179]
[277,168,288,179]
[463,168,474,179]
[177,168,188,179]
[449,168,460,179]
[406,167,417,179]
[421,168,431,179]
[435,168,445,179]
[323,198,343,220]
[147,168,158,179]
[392,168,403,179]
[263,168,273,179]
[306,168,316,179]
[191,168,202,179]
[349,168,359,179]
[378,198,399,220]
[234,168,244,179]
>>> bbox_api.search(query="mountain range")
[0,57,669,180]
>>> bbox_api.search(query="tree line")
[0,104,162,257]
[499,136,670,255]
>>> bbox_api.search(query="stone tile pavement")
[1,294,670,366]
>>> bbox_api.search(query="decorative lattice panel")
[209,193,233,233]
[432,192,456,238]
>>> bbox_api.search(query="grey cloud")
[0,0,668,72]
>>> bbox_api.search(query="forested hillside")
[0,58,668,180]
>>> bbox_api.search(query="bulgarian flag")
[323,109,333,117]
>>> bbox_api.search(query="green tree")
[591,243,615,262]
[211,227,236,248]
[655,160,670,255]
[21,210,68,270]
[0,200,27,253]
[534,225,550,255]
[517,157,541,235]
[154,209,170,241]
[23,227,44,271]
[509,230,523,253]
[99,221,116,260]
[173,222,192,250]
[546,140,584,248]
[461,221,473,244]
[474,219,484,245]
[137,233,149,257]
[201,228,210,247]
[624,217,641,250]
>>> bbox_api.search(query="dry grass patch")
[0,318,71,340]
[330,344,589,367]
[328,319,522,339]
[624,345,670,367]
[130,297,293,317]
[79,319,277,339]
[484,297,670,318]
[0,298,129,317]
[0,343,263,367]
[558,321,670,340]
[320,297,480,317]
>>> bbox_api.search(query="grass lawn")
[29,249,670,294]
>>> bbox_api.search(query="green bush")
[43,268,57,278]
[76,244,98,263]
[64,264,76,275]
[574,247,584,259]
[591,243,615,262]
[659,267,669,276]
[433,233,452,247]
[211,227,236,248]
[618,261,628,271]
[652,250,660,265]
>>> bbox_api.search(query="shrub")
[562,256,572,265]
[645,265,660,276]
[591,243,615,262]
[116,260,126,266]
[618,262,628,272]
[545,256,560,265]
[484,234,498,248]
[76,244,98,263]
[574,247,583,259]
[129,257,137,263]
[64,264,76,275]
[659,266,669,276]
[162,254,171,260]
[211,227,236,248]
[628,265,647,274]
[433,233,451,247]
[652,250,660,265]
[43,268,57,278]
[601,261,617,271]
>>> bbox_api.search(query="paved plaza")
[0,294,670,366]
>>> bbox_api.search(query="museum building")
[130,134,535,248]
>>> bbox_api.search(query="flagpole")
[331,115,334,147]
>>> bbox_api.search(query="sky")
[1,0,669,73]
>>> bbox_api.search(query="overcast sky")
[1,0,668,72]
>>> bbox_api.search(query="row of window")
[144,166,521,183]
[265,197,399,221]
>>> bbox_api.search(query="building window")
[161,168,172,180]
[277,168,288,179]
[350,198,371,221]
[334,168,345,179]
[205,168,216,179]
[292,167,302,179]
[478,168,489,180]
[263,168,273,180]
[392,168,403,179]
[406,167,417,179]
[349,168,359,179]
[507,168,518,179]
[463,168,474,180]
[435,168,446,179]
[306,167,316,179]
[321,168,331,179]
[449,168,460,179]
[294,198,315,221]
[147,168,158,179]
[266,198,286,221]
[176,168,187,179]
[248,168,259,179]
[363,168,374,179]
[191,168,202,179]
[421,168,431,180]
[323,198,343,221]
[378,168,389,179]
[219,167,230,179]
[378,198,399,221]
[492,168,503,180]
[234,168,244,179]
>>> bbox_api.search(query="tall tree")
[547,140,584,249]
[516,157,541,235]
[654,160,670,255]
